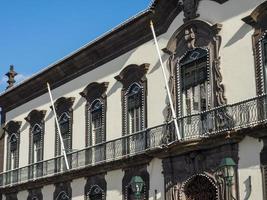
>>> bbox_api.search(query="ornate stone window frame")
[115,64,149,136]
[53,182,72,200]
[164,20,226,118]
[25,110,46,165]
[4,121,22,171]
[243,1,267,95]
[80,82,109,147]
[53,97,75,156]
[84,174,106,200]
[27,188,43,200]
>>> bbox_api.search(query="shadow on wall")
[224,23,253,47]
[73,97,86,111]
[20,121,29,133]
[45,110,53,122]
[200,0,265,23]
[6,49,135,119]
[243,176,252,200]
[149,51,169,75]
[107,81,122,97]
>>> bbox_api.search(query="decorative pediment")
[242,1,267,29]
[164,20,222,57]
[80,82,109,104]
[52,97,75,114]
[115,63,149,89]
[4,120,22,135]
[25,110,47,126]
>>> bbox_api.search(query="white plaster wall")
[3,0,266,173]
[238,136,264,200]
[148,158,164,200]
[106,169,124,200]
[72,178,86,200]
[198,0,267,104]
[17,190,27,200]
[42,184,54,200]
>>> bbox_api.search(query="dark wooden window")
[263,39,267,92]
[58,112,72,154]
[90,100,104,145]
[55,191,70,200]
[31,124,43,163]
[88,185,104,200]
[180,48,208,117]
[84,174,106,200]
[8,133,19,170]
[127,84,142,134]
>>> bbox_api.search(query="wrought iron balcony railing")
[0,94,267,188]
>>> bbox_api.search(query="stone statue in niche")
[183,0,200,21]
[184,28,196,49]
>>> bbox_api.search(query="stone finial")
[5,65,17,90]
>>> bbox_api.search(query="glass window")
[180,48,208,116]
[91,100,103,145]
[59,112,71,153]
[88,185,104,200]
[127,84,142,134]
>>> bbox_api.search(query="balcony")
[0,94,267,188]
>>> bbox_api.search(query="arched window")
[80,82,108,164]
[4,120,21,184]
[31,124,43,163]
[80,82,108,148]
[53,182,72,200]
[5,123,21,170]
[53,97,75,157]
[183,175,218,200]
[25,110,46,179]
[84,175,106,200]
[58,112,71,153]
[56,191,70,200]
[87,185,104,200]
[126,83,143,134]
[179,48,208,116]
[243,1,267,95]
[90,100,104,145]
[115,64,149,136]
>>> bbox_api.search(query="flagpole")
[47,83,70,170]
[150,21,181,140]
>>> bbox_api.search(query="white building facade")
[0,0,267,199]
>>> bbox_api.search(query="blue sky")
[0,0,151,92]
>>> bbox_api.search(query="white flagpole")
[150,21,181,140]
[47,83,70,170]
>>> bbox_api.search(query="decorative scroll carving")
[164,20,226,120]
[163,143,238,200]
[184,28,196,49]
[214,57,227,105]
[182,0,200,22]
